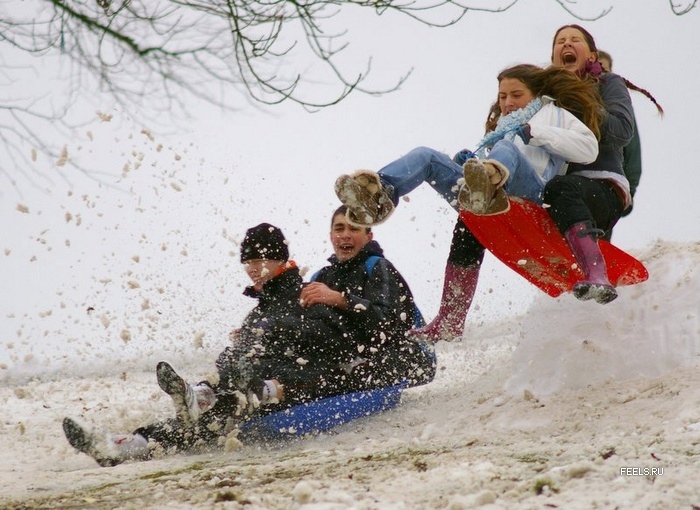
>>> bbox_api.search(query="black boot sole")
[62,417,120,467]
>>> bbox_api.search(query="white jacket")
[513,96,599,183]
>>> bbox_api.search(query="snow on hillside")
[1,240,699,509]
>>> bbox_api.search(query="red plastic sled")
[459,197,649,297]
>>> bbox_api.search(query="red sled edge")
[459,197,649,298]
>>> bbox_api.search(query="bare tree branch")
[0,0,691,194]
[669,0,696,14]
[551,0,612,20]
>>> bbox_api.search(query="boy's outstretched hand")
[300,282,347,309]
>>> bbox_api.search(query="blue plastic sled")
[238,382,407,441]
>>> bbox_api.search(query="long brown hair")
[485,64,604,139]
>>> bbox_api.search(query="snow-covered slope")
[1,241,699,509]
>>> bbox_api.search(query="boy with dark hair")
[63,216,434,466]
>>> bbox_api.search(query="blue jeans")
[378,147,463,211]
[378,143,547,210]
[488,140,546,204]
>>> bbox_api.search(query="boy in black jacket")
[63,215,434,466]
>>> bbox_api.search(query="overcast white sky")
[2,0,699,382]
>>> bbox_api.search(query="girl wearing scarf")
[335,63,603,340]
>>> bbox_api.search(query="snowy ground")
[1,241,699,509]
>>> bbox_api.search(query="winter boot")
[157,361,217,427]
[62,417,149,467]
[564,222,618,304]
[458,158,510,215]
[334,170,395,226]
[408,264,480,342]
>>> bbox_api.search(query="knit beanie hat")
[240,223,289,263]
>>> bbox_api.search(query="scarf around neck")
[474,97,544,159]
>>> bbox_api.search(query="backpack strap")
[309,256,380,283]
[364,255,381,275]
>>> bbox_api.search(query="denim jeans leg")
[488,140,545,204]
[377,146,463,210]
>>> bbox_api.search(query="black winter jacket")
[237,266,305,359]
[216,244,434,405]
[216,266,304,393]
[304,240,421,364]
